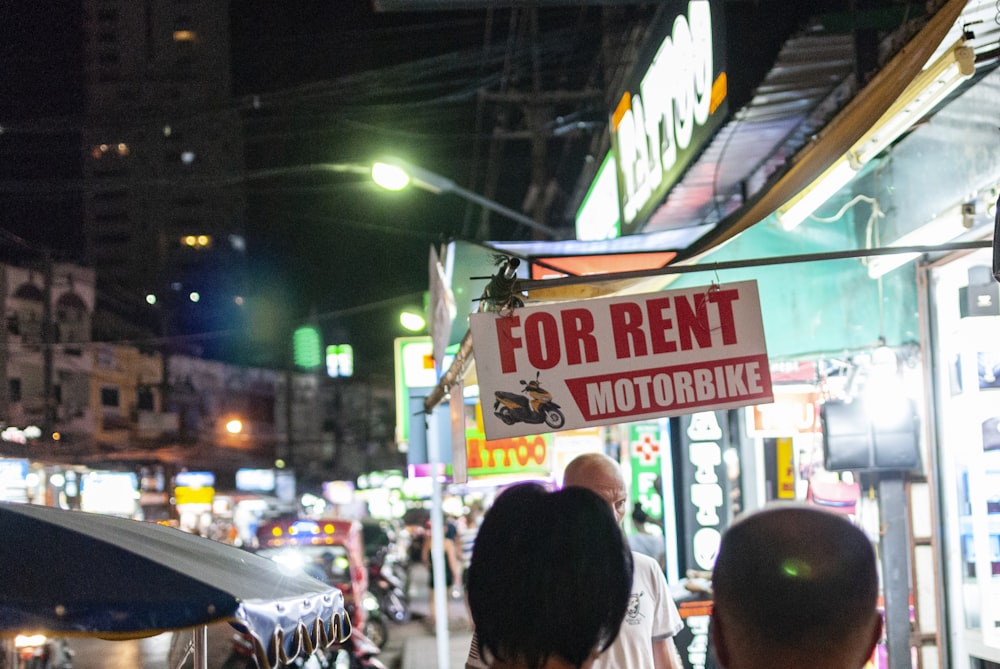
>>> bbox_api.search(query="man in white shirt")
[562,453,684,669]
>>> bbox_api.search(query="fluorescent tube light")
[849,44,975,167]
[776,42,975,232]
[866,209,972,278]
[777,159,857,231]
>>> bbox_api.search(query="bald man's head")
[711,506,880,668]
[562,453,627,523]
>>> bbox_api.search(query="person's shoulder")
[631,550,661,567]
[630,551,667,580]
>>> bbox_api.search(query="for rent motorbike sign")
[469,280,773,440]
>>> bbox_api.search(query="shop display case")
[931,250,1000,665]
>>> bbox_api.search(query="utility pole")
[0,263,7,424]
[41,252,55,438]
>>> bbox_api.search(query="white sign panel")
[470,281,772,440]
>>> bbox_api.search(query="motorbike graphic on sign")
[492,371,566,430]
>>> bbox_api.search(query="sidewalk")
[399,563,474,669]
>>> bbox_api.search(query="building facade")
[80,0,248,358]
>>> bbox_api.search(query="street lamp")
[371,158,563,240]
[399,309,426,332]
[245,160,563,239]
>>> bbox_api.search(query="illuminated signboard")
[236,468,276,492]
[393,337,436,449]
[174,470,215,507]
[465,401,552,479]
[575,152,620,241]
[175,471,215,488]
[326,343,354,378]
[610,0,728,235]
[675,410,734,576]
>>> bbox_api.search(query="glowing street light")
[399,309,426,332]
[245,159,563,239]
[371,157,563,240]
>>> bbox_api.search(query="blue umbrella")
[0,502,351,668]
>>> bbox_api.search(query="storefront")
[927,247,1000,667]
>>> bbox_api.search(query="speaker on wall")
[821,399,921,473]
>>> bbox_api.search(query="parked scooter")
[223,628,386,669]
[360,591,389,650]
[4,634,73,669]
[493,371,565,429]
[368,555,409,625]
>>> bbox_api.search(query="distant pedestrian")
[458,507,481,581]
[421,514,462,627]
[628,502,666,571]
[710,505,882,669]
[467,482,633,669]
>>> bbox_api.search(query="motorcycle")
[360,591,389,650]
[493,371,565,429]
[223,628,386,669]
[3,634,73,669]
[367,551,410,625]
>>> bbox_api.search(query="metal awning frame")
[422,239,992,413]
[422,0,972,413]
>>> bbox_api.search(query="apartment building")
[80,0,248,358]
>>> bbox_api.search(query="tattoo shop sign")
[469,281,773,440]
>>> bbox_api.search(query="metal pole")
[879,474,911,669]
[192,626,208,669]
[448,181,562,240]
[427,406,450,669]
[42,252,54,437]
[658,417,679,583]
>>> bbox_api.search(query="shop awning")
[423,0,977,415]
[678,0,969,261]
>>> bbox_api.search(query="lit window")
[234,296,244,306]
[189,292,200,303]
[181,151,195,164]
[181,235,211,249]
[145,294,157,305]
[116,143,128,156]
[173,30,196,42]
[163,125,172,137]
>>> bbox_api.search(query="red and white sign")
[470,281,773,440]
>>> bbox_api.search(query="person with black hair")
[710,506,882,669]
[629,501,666,571]
[465,453,683,669]
[466,483,634,669]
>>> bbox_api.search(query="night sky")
[0,0,517,377]
[0,0,807,377]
